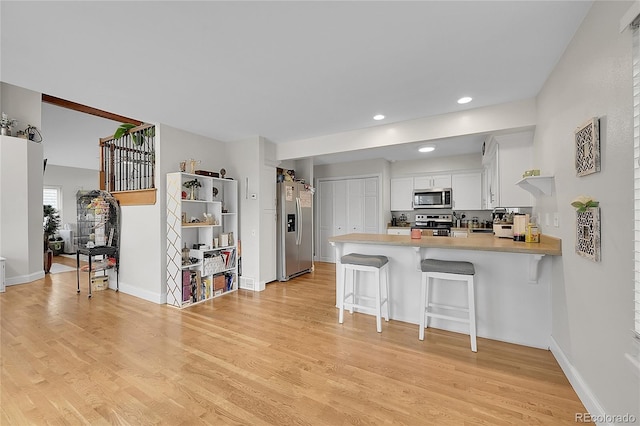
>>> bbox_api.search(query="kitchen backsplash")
[391,208,535,225]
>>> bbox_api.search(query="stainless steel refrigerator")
[277,181,313,281]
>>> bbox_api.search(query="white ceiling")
[1,1,592,164]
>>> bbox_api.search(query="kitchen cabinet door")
[452,172,482,210]
[390,177,413,211]
[387,228,411,236]
[414,174,452,189]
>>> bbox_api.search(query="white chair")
[419,258,477,352]
[339,253,390,333]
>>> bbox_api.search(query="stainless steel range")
[413,214,453,236]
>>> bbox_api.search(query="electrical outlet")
[553,212,559,227]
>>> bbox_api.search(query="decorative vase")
[189,186,198,200]
[1,127,8,136]
[44,249,53,274]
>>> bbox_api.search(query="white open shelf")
[516,176,554,196]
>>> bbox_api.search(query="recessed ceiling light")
[418,146,435,153]
[457,96,472,104]
[373,114,385,121]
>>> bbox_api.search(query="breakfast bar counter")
[328,233,562,349]
[329,233,562,256]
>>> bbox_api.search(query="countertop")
[328,233,562,256]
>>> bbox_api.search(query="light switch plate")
[553,212,559,227]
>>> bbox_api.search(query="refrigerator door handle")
[296,197,302,246]
[296,197,302,245]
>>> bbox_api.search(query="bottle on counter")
[525,223,540,243]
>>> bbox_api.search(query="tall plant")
[43,204,61,245]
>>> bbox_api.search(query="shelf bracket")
[516,176,554,197]
[528,254,545,284]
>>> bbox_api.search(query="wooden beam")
[111,189,157,206]
[42,94,143,125]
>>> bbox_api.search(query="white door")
[363,178,379,234]
[333,180,348,237]
[347,179,364,233]
[318,180,335,262]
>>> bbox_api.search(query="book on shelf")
[182,270,191,302]
[221,248,236,269]
[213,274,226,291]
[203,277,212,299]
[195,271,203,301]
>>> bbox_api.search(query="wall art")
[575,117,600,177]
[575,207,600,262]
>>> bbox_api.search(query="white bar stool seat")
[419,258,477,352]
[339,253,390,333]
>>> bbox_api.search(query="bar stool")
[339,253,390,333]
[419,259,477,352]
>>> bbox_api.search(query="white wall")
[228,137,262,289]
[0,82,41,131]
[278,98,536,161]
[535,0,639,419]
[43,164,99,230]
[155,123,232,303]
[389,153,482,177]
[0,136,44,285]
[41,103,121,170]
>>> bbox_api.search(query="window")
[43,186,61,212]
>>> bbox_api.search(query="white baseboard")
[549,337,610,425]
[6,270,45,286]
[109,280,164,304]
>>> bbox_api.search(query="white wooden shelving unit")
[166,172,238,308]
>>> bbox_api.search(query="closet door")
[347,179,364,233]
[363,178,379,234]
[318,180,335,262]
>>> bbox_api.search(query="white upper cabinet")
[413,174,451,190]
[452,172,482,210]
[482,132,534,208]
[390,177,414,211]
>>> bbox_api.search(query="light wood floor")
[1,258,585,425]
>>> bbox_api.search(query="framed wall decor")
[575,117,600,177]
[575,207,600,262]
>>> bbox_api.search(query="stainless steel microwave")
[413,188,452,209]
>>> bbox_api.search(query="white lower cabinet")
[387,228,411,236]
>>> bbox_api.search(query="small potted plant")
[183,179,202,200]
[0,112,18,136]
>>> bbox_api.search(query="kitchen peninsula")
[328,233,561,349]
